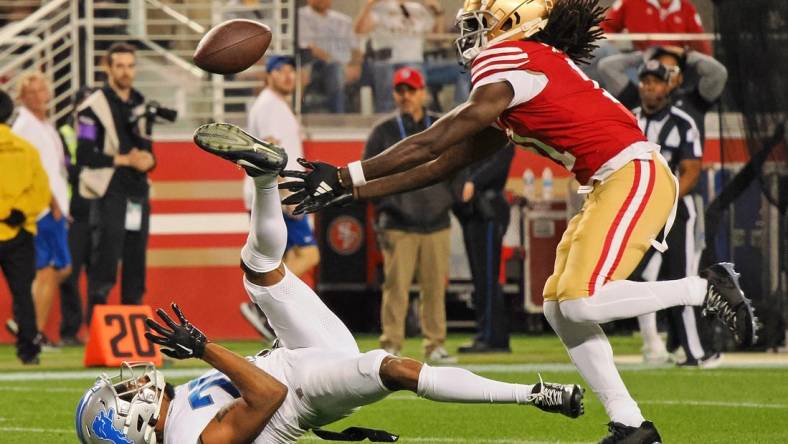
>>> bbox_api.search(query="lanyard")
[396,112,432,140]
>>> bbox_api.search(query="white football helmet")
[75,362,166,444]
[455,0,555,66]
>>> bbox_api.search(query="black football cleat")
[193,123,287,176]
[598,421,662,444]
[700,262,759,347]
[528,378,585,418]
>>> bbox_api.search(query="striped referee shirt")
[633,105,703,174]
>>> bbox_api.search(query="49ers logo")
[328,216,363,255]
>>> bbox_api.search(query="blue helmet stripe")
[74,390,92,442]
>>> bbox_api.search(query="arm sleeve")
[297,8,313,49]
[468,143,515,190]
[685,4,712,54]
[21,147,52,219]
[601,0,626,33]
[680,120,703,160]
[75,110,114,168]
[474,70,548,109]
[686,51,728,104]
[597,51,643,96]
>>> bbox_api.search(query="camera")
[130,101,177,136]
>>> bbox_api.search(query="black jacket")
[76,86,153,198]
[452,144,515,221]
[362,111,453,233]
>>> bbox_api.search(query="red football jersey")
[602,0,711,54]
[471,40,647,184]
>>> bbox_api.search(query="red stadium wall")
[0,136,748,343]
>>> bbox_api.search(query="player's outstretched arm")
[345,81,514,184]
[279,82,513,214]
[356,126,509,200]
[145,304,287,444]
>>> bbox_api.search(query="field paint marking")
[0,367,208,382]
[379,393,788,409]
[0,426,72,434]
[1,361,787,382]
[642,400,788,409]
[301,436,592,444]
[0,386,83,393]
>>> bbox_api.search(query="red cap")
[392,67,425,89]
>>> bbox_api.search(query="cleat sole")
[193,123,287,173]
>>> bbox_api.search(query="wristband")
[347,161,367,187]
[337,169,348,188]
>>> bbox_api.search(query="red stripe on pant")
[587,160,643,296]
[605,159,656,286]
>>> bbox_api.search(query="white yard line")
[1,360,787,382]
[0,426,71,434]
[641,400,788,409]
[0,386,83,393]
[300,436,592,444]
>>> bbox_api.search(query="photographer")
[76,42,156,322]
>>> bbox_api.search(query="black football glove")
[145,303,208,359]
[280,158,350,215]
[1,209,25,227]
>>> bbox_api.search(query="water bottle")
[522,168,535,201]
[541,167,553,201]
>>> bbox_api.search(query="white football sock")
[560,276,707,324]
[545,301,644,427]
[417,364,534,404]
[241,174,287,273]
[637,313,665,354]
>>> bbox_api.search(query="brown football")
[193,19,272,75]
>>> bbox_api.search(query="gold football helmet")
[455,0,554,66]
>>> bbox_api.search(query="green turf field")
[1,334,786,443]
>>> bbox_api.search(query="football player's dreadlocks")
[531,0,606,64]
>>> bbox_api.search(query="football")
[193,19,272,75]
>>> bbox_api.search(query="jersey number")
[187,374,241,409]
[564,57,628,108]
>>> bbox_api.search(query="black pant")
[58,217,90,338]
[0,230,40,360]
[86,193,149,322]
[460,211,510,348]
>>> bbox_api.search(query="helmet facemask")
[455,0,554,67]
[455,9,497,67]
[76,362,166,444]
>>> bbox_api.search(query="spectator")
[454,144,515,354]
[629,60,718,367]
[76,43,156,322]
[355,0,440,112]
[57,86,96,346]
[11,72,72,350]
[598,45,727,142]
[299,0,362,113]
[363,67,454,363]
[602,0,712,54]
[0,88,49,365]
[241,56,320,340]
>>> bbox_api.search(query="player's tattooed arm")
[357,126,509,199]
[342,81,514,185]
[198,343,287,443]
[214,402,237,423]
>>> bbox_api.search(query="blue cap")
[266,55,295,72]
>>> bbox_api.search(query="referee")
[631,60,717,367]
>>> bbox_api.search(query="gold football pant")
[544,154,676,302]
